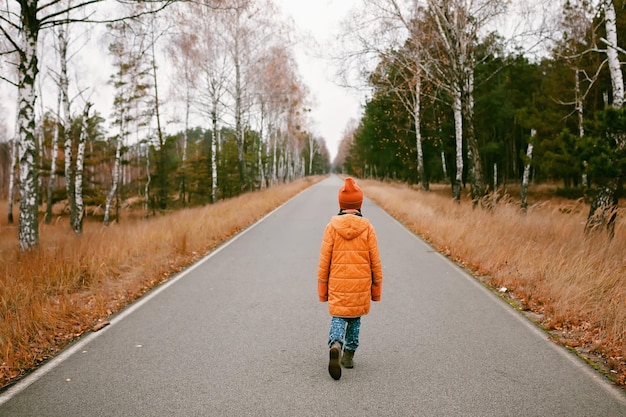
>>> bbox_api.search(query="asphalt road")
[1,175,626,417]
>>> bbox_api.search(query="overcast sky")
[1,0,551,162]
[0,0,363,161]
[275,0,363,160]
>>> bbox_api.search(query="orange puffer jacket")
[317,214,383,318]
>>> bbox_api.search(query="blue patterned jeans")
[328,316,361,352]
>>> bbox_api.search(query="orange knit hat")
[338,177,363,210]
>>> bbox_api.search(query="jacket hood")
[330,215,369,240]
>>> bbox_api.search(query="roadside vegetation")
[2,176,625,391]
[360,179,626,388]
[0,177,321,389]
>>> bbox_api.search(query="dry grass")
[360,180,626,387]
[0,177,321,388]
[2,176,625,390]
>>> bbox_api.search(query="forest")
[1,0,626,251]
[0,0,331,251]
[334,0,626,237]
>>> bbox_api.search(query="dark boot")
[328,341,342,380]
[341,350,354,368]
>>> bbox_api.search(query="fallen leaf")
[92,321,110,332]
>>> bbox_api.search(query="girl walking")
[317,177,384,380]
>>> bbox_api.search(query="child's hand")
[318,281,328,302]
[371,282,382,301]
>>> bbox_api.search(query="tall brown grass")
[2,177,625,389]
[0,177,320,388]
[360,180,626,386]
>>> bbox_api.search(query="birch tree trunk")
[150,29,167,210]
[575,69,589,188]
[604,0,624,108]
[45,90,62,224]
[258,103,266,188]
[8,92,20,224]
[104,131,122,226]
[278,153,285,182]
[144,145,151,218]
[7,137,17,224]
[211,118,220,203]
[575,69,584,138]
[211,108,219,203]
[521,130,535,213]
[463,65,485,203]
[58,24,78,231]
[286,143,293,182]
[180,86,190,205]
[272,132,278,185]
[452,89,463,201]
[441,148,448,182]
[585,180,619,237]
[72,103,91,234]
[233,32,246,192]
[258,134,265,188]
[414,73,427,190]
[17,2,41,250]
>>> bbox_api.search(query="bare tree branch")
[36,0,177,28]
[0,73,18,87]
[37,0,66,14]
[600,36,626,55]
[39,0,101,26]
[0,21,20,53]
[0,11,21,30]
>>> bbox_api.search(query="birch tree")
[44,89,61,224]
[179,3,230,203]
[221,0,293,191]
[279,74,307,183]
[219,0,253,192]
[72,102,92,234]
[584,0,625,237]
[547,0,603,192]
[520,129,535,212]
[338,0,430,189]
[7,93,20,224]
[552,1,598,139]
[7,136,18,224]
[104,18,152,225]
[140,4,169,211]
[254,44,302,186]
[166,1,240,204]
[0,120,10,199]
[423,0,508,202]
[370,0,429,189]
[56,20,86,232]
[4,1,41,249]
[0,0,175,250]
[601,0,623,108]
[0,141,10,201]
[167,21,198,205]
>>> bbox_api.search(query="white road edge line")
[0,187,307,407]
[6,180,624,407]
[374,200,626,406]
